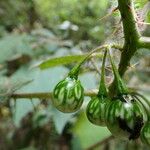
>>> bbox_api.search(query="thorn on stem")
[127,4,132,11]
[98,7,118,21]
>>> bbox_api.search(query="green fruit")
[86,50,110,126]
[135,94,150,145]
[132,94,149,123]
[53,77,84,113]
[140,122,150,145]
[86,96,110,126]
[106,94,144,140]
[106,48,145,139]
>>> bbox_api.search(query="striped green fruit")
[86,96,110,126]
[106,95,144,140]
[86,50,109,126]
[140,122,150,145]
[53,77,84,113]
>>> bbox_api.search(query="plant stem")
[117,0,140,76]
[138,37,150,49]
[108,47,128,95]
[109,0,150,95]
[68,45,107,79]
[86,135,114,150]
[11,90,98,99]
[98,50,108,97]
[68,44,123,79]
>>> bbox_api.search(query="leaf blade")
[38,54,87,69]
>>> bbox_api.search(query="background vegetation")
[0,0,149,149]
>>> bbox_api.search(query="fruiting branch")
[117,0,150,76]
[9,0,150,100]
[109,0,150,95]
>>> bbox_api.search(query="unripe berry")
[140,122,150,145]
[53,77,84,113]
[106,95,144,140]
[86,96,110,126]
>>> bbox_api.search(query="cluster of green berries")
[52,48,150,145]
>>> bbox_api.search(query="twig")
[98,7,118,21]
[86,135,114,150]
[30,99,37,111]
[11,90,98,99]
[90,58,101,75]
[138,36,150,49]
[10,86,150,100]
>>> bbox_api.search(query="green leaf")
[38,54,87,69]
[0,34,33,63]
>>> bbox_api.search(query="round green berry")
[106,95,144,140]
[53,77,84,113]
[140,122,150,145]
[86,96,110,126]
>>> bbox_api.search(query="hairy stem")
[117,0,140,76]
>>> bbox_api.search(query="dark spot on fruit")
[117,117,132,133]
[129,116,144,140]
[117,116,144,140]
